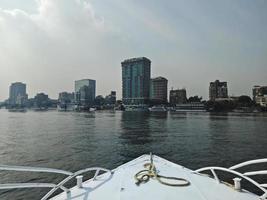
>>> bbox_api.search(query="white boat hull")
[51,155,261,200]
[124,105,149,112]
[0,155,265,200]
[149,106,167,112]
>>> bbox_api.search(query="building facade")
[253,86,267,107]
[75,79,96,107]
[9,82,28,106]
[121,57,151,105]
[58,92,75,104]
[253,86,267,101]
[150,77,168,104]
[209,80,228,100]
[34,93,49,108]
[169,89,187,105]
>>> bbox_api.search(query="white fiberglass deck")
[51,155,260,200]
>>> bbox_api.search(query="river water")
[0,109,267,199]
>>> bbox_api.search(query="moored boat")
[8,107,27,112]
[124,105,149,112]
[175,103,206,112]
[89,107,96,112]
[149,105,167,112]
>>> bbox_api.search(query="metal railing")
[0,164,111,200]
[195,158,267,199]
[2,158,267,199]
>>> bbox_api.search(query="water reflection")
[205,112,232,166]
[119,112,152,144]
[208,112,229,120]
[118,112,169,160]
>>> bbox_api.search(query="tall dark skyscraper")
[121,57,151,105]
[9,82,28,106]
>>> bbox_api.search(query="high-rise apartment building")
[121,57,151,105]
[209,80,228,100]
[150,77,168,104]
[169,89,187,105]
[75,79,96,106]
[9,82,28,106]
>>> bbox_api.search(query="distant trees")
[205,95,256,112]
[205,100,236,111]
[94,95,105,107]
[187,96,202,103]
[237,95,254,107]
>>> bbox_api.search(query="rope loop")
[134,163,190,187]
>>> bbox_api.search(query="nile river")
[0,109,267,199]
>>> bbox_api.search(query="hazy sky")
[0,0,267,101]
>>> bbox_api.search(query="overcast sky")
[0,0,266,100]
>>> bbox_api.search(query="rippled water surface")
[0,109,267,199]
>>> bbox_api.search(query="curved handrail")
[230,158,267,170]
[196,167,267,194]
[244,170,267,176]
[196,159,267,199]
[0,183,57,189]
[0,165,73,176]
[0,165,111,200]
[41,167,111,200]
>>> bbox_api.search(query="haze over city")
[0,0,267,100]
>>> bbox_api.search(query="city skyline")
[3,76,261,103]
[0,65,265,102]
[1,0,267,100]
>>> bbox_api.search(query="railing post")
[76,175,83,188]
[211,169,220,184]
[93,169,100,180]
[260,191,267,199]
[233,178,242,191]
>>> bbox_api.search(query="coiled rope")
[134,155,190,187]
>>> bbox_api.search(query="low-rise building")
[253,86,267,107]
[256,96,267,107]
